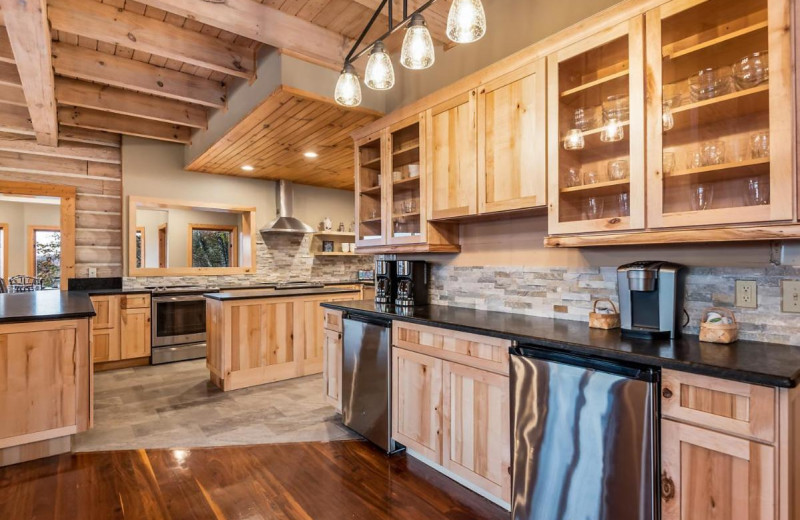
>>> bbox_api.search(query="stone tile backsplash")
[430,264,800,346]
[125,233,373,288]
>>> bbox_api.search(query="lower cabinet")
[120,307,151,360]
[323,328,342,412]
[90,294,151,368]
[392,348,443,462]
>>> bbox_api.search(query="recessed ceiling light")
[241,165,254,171]
[303,151,319,158]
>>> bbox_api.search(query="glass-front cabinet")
[387,115,426,245]
[646,0,793,228]
[355,131,386,247]
[547,18,646,235]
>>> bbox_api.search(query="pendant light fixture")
[446,0,487,44]
[365,41,395,90]
[334,62,362,107]
[400,13,435,70]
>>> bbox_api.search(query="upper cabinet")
[478,60,548,214]
[388,115,427,245]
[646,0,793,229]
[547,17,646,235]
[355,131,386,248]
[427,90,479,220]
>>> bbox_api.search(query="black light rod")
[345,0,390,63]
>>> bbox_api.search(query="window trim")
[0,223,7,283]
[27,225,61,280]
[187,223,238,268]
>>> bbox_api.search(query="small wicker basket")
[699,307,739,344]
[589,299,621,330]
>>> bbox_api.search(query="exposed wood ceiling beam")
[0,0,58,146]
[49,0,256,80]
[0,134,121,163]
[0,103,34,136]
[52,42,226,108]
[133,0,353,71]
[58,127,121,148]
[55,77,207,130]
[0,26,15,64]
[58,106,192,144]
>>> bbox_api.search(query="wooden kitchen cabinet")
[442,361,511,503]
[322,328,342,412]
[427,90,478,219]
[387,115,426,245]
[90,294,151,368]
[392,347,443,463]
[355,130,386,248]
[478,59,547,214]
[120,307,151,360]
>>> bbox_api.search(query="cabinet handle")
[662,387,673,399]
[661,472,675,501]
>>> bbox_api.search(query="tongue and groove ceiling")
[0,0,448,188]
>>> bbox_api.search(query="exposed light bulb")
[401,14,435,70]
[334,62,362,107]
[365,41,395,90]
[446,0,486,44]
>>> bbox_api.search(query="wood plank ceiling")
[187,86,382,190]
[0,0,452,189]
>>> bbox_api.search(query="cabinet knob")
[661,473,675,501]
[662,387,673,399]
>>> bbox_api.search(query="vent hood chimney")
[259,180,315,234]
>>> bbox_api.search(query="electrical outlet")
[782,280,800,313]
[88,267,97,278]
[735,280,757,308]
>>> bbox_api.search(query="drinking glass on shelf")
[564,129,585,150]
[607,159,629,180]
[602,94,629,122]
[702,140,726,165]
[401,200,417,214]
[584,170,601,185]
[744,177,770,206]
[691,184,715,211]
[750,131,769,159]
[566,168,582,187]
[662,100,674,131]
[686,148,704,169]
[574,107,595,131]
[369,208,378,219]
[732,51,768,91]
[583,197,605,220]
[600,119,624,142]
[662,152,676,175]
[729,137,749,162]
[688,66,732,102]
[617,192,630,217]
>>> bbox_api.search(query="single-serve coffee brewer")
[375,260,396,304]
[395,260,428,307]
[617,261,687,339]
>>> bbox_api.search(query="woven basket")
[699,307,739,344]
[589,299,621,330]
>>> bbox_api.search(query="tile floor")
[74,359,357,451]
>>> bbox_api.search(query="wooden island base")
[205,289,361,391]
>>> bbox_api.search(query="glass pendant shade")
[365,41,395,90]
[446,0,487,43]
[401,14,435,70]
[334,63,362,107]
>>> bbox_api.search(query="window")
[28,226,61,289]
[189,224,237,268]
[135,227,145,269]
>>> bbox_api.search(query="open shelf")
[314,252,360,257]
[662,12,767,60]
[313,231,355,238]
[361,156,382,169]
[560,178,630,196]
[392,176,421,190]
[392,211,421,219]
[360,217,382,225]
[359,185,382,196]
[666,157,770,181]
[562,121,631,144]
[671,84,768,128]
[560,69,629,98]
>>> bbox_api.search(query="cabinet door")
[661,419,775,520]
[387,114,427,244]
[120,307,151,360]
[547,17,646,234]
[427,90,478,219]
[392,347,443,462]
[646,0,793,228]
[442,361,511,502]
[478,59,547,214]
[323,328,342,412]
[92,328,120,362]
[90,295,119,330]
[355,130,387,247]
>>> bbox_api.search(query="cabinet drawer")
[661,369,775,443]
[392,321,510,375]
[323,309,344,332]
[121,294,150,309]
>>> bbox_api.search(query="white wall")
[0,199,60,278]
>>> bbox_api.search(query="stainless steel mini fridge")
[510,346,659,520]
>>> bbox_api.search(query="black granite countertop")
[0,290,96,324]
[205,287,364,301]
[321,301,800,388]
[81,288,153,296]
[215,280,373,291]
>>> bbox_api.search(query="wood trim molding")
[186,224,239,268]
[544,225,800,247]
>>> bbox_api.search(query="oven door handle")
[152,295,208,303]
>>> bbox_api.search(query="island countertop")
[321,300,800,388]
[0,290,96,324]
[204,287,362,301]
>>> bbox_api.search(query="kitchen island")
[204,287,362,391]
[0,291,95,466]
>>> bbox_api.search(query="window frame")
[27,225,61,284]
[187,223,239,268]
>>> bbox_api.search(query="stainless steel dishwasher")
[342,313,397,453]
[510,345,659,520]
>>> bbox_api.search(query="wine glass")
[744,177,769,206]
[584,197,605,220]
[691,184,714,211]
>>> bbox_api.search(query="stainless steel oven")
[151,287,216,364]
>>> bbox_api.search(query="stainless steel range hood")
[260,180,315,234]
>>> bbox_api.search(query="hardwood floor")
[0,440,507,519]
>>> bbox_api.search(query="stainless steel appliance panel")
[511,347,658,520]
[152,295,207,347]
[342,314,394,453]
